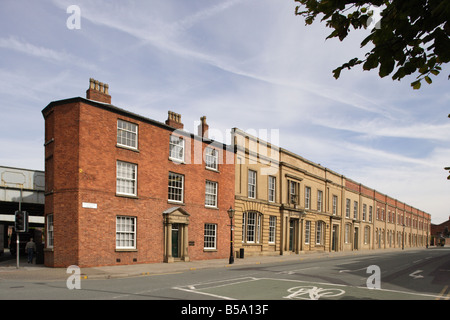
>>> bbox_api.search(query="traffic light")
[14,210,28,233]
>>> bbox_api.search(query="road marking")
[277,267,319,275]
[409,270,424,279]
[339,267,367,273]
[174,276,445,300]
[172,285,236,300]
[436,285,449,300]
[284,285,345,300]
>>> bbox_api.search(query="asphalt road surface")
[1,247,449,303]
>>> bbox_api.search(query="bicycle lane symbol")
[284,286,346,300]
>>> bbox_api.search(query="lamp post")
[227,206,235,265]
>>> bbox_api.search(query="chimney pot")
[86,78,111,104]
[165,111,184,129]
[198,116,209,139]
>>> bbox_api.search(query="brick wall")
[43,94,234,267]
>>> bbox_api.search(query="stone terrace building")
[231,129,431,258]
[42,79,234,267]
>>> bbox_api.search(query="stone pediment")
[163,207,190,224]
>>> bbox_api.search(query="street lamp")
[227,206,235,265]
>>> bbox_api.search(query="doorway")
[332,225,338,251]
[163,207,190,263]
[172,224,179,258]
[354,227,359,250]
[289,219,296,252]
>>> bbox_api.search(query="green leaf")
[305,16,315,25]
[332,66,342,79]
[430,69,440,76]
[379,58,395,78]
[425,76,432,84]
[363,54,379,70]
[411,80,421,90]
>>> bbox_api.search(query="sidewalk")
[0,247,429,282]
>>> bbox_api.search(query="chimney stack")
[198,116,209,139]
[86,78,111,104]
[165,111,184,129]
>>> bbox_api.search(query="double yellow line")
[436,285,450,300]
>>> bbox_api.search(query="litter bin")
[239,248,244,259]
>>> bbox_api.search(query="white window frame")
[205,147,218,170]
[353,201,358,220]
[248,170,257,199]
[116,161,137,196]
[305,187,311,209]
[289,181,298,204]
[169,135,185,162]
[304,221,311,244]
[316,221,324,245]
[204,223,217,249]
[269,216,276,243]
[242,212,246,243]
[268,176,276,203]
[168,172,184,203]
[346,199,351,218]
[47,214,54,248]
[317,190,323,212]
[116,216,136,249]
[205,180,218,208]
[332,195,338,215]
[345,224,351,243]
[243,211,261,243]
[363,204,367,221]
[117,119,138,150]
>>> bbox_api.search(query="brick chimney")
[86,78,111,104]
[165,111,184,129]
[198,116,209,139]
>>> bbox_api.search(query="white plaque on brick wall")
[82,202,97,209]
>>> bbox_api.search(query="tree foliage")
[295,0,450,89]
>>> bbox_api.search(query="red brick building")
[42,79,235,267]
[431,217,450,246]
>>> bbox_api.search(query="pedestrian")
[25,238,36,264]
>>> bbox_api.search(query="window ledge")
[116,144,140,153]
[169,157,186,164]
[205,167,219,173]
[116,193,139,199]
[168,200,185,205]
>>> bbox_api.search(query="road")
[1,248,449,304]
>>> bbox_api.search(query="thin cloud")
[0,36,96,69]
[50,0,391,116]
[172,0,244,33]
[312,117,450,142]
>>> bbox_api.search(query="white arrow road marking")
[278,267,320,275]
[339,267,367,273]
[409,270,424,279]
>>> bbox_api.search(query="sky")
[0,0,449,224]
